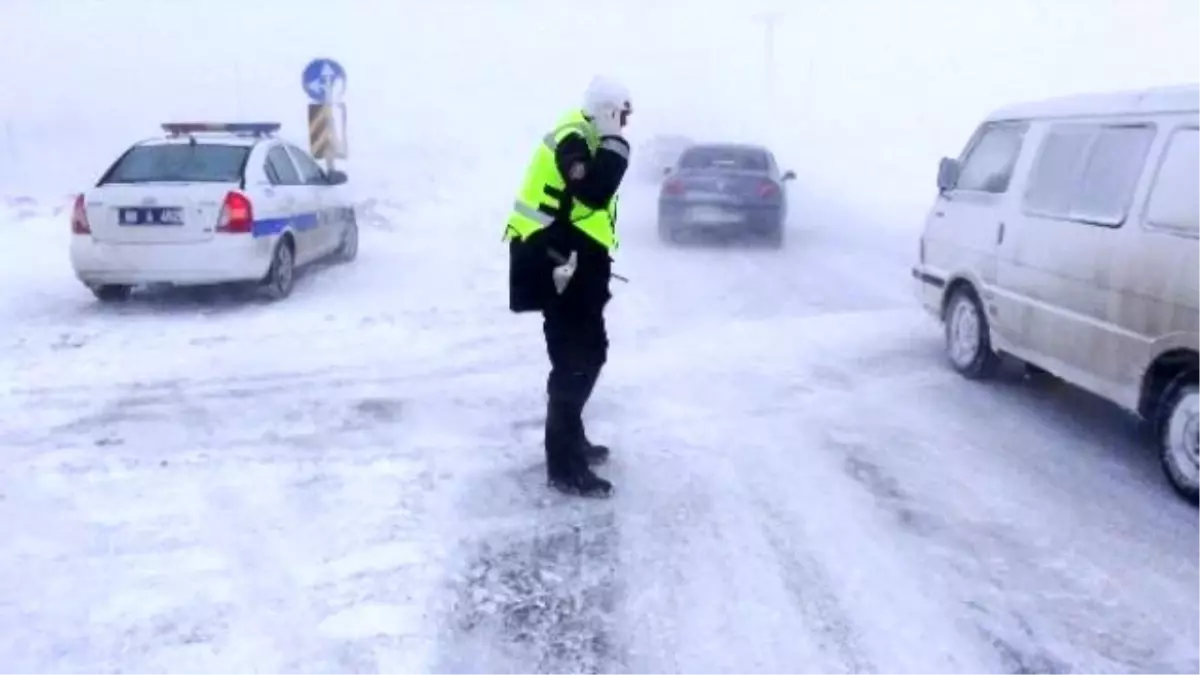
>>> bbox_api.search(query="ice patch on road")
[438,503,622,674]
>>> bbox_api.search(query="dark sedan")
[657,143,795,247]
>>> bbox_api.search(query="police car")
[69,122,358,302]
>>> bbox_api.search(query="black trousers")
[542,304,608,477]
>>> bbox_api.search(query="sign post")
[301,57,348,172]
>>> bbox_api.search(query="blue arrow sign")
[302,58,346,104]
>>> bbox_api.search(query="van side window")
[1023,123,1155,226]
[1073,125,1156,225]
[956,122,1027,193]
[1144,127,1199,235]
[1023,126,1090,216]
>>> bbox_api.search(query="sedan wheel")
[263,240,296,300]
[338,215,359,262]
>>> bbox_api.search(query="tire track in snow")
[195,476,342,672]
[647,350,1007,672]
[1,309,469,670]
[0,336,541,462]
[825,417,1180,667]
[753,494,875,674]
[830,441,1066,673]
[605,403,869,672]
[168,460,423,666]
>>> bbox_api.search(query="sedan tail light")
[757,181,780,198]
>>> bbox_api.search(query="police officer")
[504,77,633,498]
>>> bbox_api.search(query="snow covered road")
[0,184,1195,673]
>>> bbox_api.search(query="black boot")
[548,464,613,498]
[582,440,610,466]
[545,402,613,498]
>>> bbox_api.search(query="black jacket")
[509,129,630,314]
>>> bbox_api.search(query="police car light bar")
[161,122,281,137]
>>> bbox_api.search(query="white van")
[913,84,1199,501]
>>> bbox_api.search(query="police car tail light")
[217,191,254,234]
[70,194,91,235]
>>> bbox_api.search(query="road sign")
[302,58,346,104]
[308,103,347,160]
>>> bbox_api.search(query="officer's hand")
[592,102,625,138]
[551,250,578,295]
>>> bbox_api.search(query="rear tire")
[764,224,784,249]
[262,237,296,301]
[336,211,359,263]
[92,284,132,303]
[1158,374,1199,503]
[943,286,1000,380]
[657,221,677,245]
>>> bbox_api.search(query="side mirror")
[326,169,348,186]
[936,157,959,193]
[662,166,673,176]
[781,170,796,181]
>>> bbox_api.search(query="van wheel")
[1158,374,1199,503]
[944,286,1000,380]
[92,284,132,303]
[262,237,296,301]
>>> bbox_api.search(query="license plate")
[118,206,183,226]
[687,206,742,224]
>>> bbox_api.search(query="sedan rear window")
[679,147,768,171]
[100,144,250,184]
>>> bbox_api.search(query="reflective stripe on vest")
[504,110,618,251]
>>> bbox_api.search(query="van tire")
[944,286,1000,380]
[262,236,296,301]
[1158,374,1199,503]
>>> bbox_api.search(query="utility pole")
[763,12,779,100]
[754,10,784,140]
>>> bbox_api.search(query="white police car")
[69,122,358,302]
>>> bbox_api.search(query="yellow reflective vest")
[504,109,618,251]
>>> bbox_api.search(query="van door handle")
[996,221,1006,244]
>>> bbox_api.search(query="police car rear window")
[100,144,250,184]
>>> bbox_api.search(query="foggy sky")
[1,0,1195,220]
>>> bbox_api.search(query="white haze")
[1,0,1196,227]
[2,3,1199,671]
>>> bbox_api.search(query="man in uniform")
[504,77,633,498]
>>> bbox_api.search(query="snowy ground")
[0,175,1196,674]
